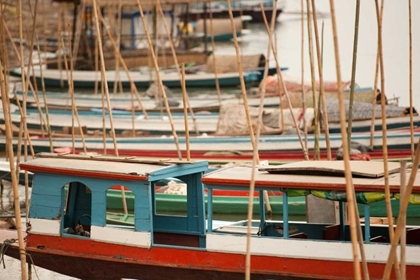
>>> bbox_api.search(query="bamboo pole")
[92,0,119,156]
[369,53,379,150]
[112,2,123,95]
[4,1,28,277]
[59,18,87,154]
[399,160,407,280]
[181,64,190,161]
[383,138,420,278]
[208,5,222,104]
[408,0,414,161]
[135,0,182,159]
[156,1,200,136]
[373,3,400,277]
[305,0,319,160]
[310,0,331,160]
[261,5,309,161]
[300,0,308,150]
[328,1,361,279]
[94,33,99,95]
[96,9,149,120]
[346,0,361,151]
[244,3,279,276]
[226,0,257,155]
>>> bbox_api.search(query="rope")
[0,237,40,280]
[0,238,17,269]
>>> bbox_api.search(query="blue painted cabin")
[22,153,208,248]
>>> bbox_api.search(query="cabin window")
[106,185,135,229]
[154,178,187,217]
[62,181,92,238]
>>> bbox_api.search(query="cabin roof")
[202,161,420,193]
[20,153,207,182]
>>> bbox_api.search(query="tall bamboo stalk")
[181,64,190,161]
[310,0,331,160]
[399,160,407,279]
[300,0,308,150]
[261,6,308,161]
[96,10,149,120]
[208,5,222,104]
[135,0,182,159]
[383,138,420,278]
[244,4,278,278]
[59,18,87,154]
[156,1,200,135]
[347,0,361,151]
[226,0,257,155]
[369,52,380,149]
[305,0,319,159]
[408,0,414,161]
[328,1,361,279]
[373,4,399,277]
[92,0,119,156]
[7,0,28,277]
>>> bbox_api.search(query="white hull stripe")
[91,226,151,248]
[206,233,420,265]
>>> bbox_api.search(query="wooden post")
[135,0,182,159]
[328,1,361,279]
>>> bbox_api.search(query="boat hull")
[2,233,414,280]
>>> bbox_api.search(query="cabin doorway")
[62,181,92,237]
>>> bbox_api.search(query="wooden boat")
[9,66,261,89]
[1,153,419,279]
[179,0,286,23]
[1,127,419,162]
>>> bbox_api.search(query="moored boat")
[1,153,419,279]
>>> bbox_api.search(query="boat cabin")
[21,152,208,248]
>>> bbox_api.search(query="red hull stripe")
[26,234,419,279]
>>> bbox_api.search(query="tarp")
[215,104,314,135]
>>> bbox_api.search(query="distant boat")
[179,0,286,23]
[1,128,419,162]
[9,66,261,89]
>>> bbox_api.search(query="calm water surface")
[2,1,420,279]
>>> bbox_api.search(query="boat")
[1,127,419,162]
[179,0,286,23]
[9,66,261,89]
[1,153,419,279]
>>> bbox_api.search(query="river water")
[1,1,420,279]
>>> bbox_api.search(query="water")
[2,1,420,278]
